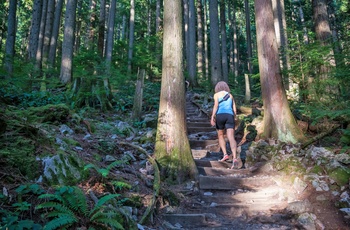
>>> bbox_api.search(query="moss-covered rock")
[23,104,70,124]
[41,151,87,185]
[329,167,350,186]
[309,165,324,175]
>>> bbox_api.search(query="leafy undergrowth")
[1,86,350,229]
[0,103,161,229]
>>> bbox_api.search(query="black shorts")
[216,113,235,130]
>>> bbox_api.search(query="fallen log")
[301,124,341,149]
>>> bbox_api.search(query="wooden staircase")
[161,92,298,230]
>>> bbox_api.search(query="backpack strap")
[219,93,230,104]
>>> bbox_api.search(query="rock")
[297,212,317,230]
[340,208,350,215]
[41,152,84,185]
[293,177,308,194]
[104,155,116,162]
[307,146,334,160]
[329,167,350,186]
[334,153,350,164]
[59,124,74,135]
[286,200,313,214]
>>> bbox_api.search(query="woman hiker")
[210,81,238,169]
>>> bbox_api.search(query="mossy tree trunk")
[72,76,113,111]
[154,0,197,183]
[132,69,145,121]
[255,0,305,144]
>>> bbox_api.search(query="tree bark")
[209,0,222,86]
[42,0,55,65]
[183,0,189,75]
[196,0,204,79]
[244,0,253,75]
[312,0,337,100]
[155,0,198,183]
[97,0,106,57]
[255,0,305,143]
[106,0,116,66]
[85,0,96,49]
[27,0,42,61]
[48,0,63,66]
[229,2,239,81]
[35,0,48,71]
[188,0,197,87]
[272,0,290,89]
[132,69,145,121]
[203,0,209,80]
[127,0,135,73]
[220,0,228,82]
[4,0,17,77]
[59,0,77,84]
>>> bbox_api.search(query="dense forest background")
[1,0,350,229]
[0,0,349,127]
[1,0,350,116]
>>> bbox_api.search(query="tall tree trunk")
[220,0,228,83]
[312,0,337,100]
[36,0,48,72]
[132,69,145,121]
[106,0,116,66]
[85,0,96,49]
[147,1,151,37]
[48,0,63,66]
[155,0,161,33]
[188,0,197,87]
[127,0,135,73]
[228,2,239,81]
[328,0,341,65]
[42,0,55,65]
[155,0,197,183]
[272,0,290,89]
[183,0,189,75]
[4,0,17,77]
[121,15,126,40]
[196,0,204,80]
[244,0,253,75]
[203,0,209,80]
[155,0,162,64]
[97,0,106,56]
[297,2,309,44]
[255,0,304,143]
[59,0,77,84]
[40,0,55,91]
[74,0,83,53]
[209,0,222,86]
[27,0,42,61]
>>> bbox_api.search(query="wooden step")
[191,149,209,159]
[189,140,219,149]
[187,126,216,134]
[197,166,251,177]
[199,175,276,190]
[187,122,212,128]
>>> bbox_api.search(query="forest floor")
[0,91,349,229]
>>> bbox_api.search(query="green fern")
[93,217,124,229]
[44,215,77,230]
[84,160,124,178]
[36,186,134,230]
[91,194,120,212]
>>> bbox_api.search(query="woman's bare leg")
[217,129,229,161]
[226,128,237,159]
